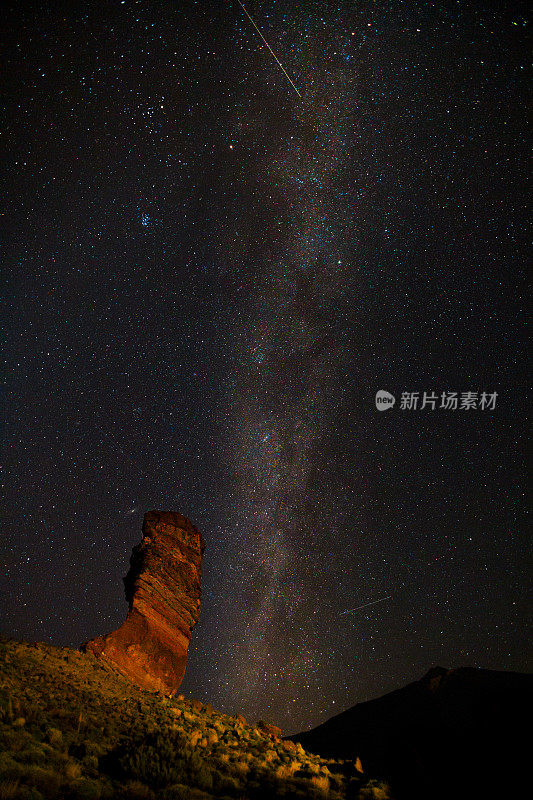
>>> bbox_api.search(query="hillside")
[0,637,390,800]
[291,666,532,800]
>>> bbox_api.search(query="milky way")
[224,8,358,707]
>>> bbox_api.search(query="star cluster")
[1,1,529,732]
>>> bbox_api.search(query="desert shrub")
[83,741,106,760]
[358,779,392,799]
[19,709,44,730]
[244,773,281,800]
[0,752,17,774]
[0,760,23,786]
[62,779,103,800]
[263,749,278,764]
[275,762,306,781]
[0,780,19,800]
[187,754,212,793]
[64,761,82,781]
[159,785,193,800]
[1,785,43,800]
[310,774,329,795]
[10,749,47,767]
[118,780,153,799]
[0,693,13,724]
[19,765,60,798]
[81,755,99,772]
[44,729,62,748]
[211,768,242,796]
[102,731,212,791]
[231,759,249,776]
[0,729,28,754]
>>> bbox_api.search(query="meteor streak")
[341,596,392,615]
[236,0,302,98]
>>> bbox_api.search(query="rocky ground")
[0,637,391,799]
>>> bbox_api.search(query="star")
[1,0,528,735]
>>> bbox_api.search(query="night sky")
[2,0,530,733]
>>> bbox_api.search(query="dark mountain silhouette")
[290,666,532,799]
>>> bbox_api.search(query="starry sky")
[2,0,530,733]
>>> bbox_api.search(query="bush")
[310,774,329,795]
[63,780,103,800]
[21,765,60,798]
[0,780,20,800]
[160,785,194,800]
[45,729,62,748]
[64,762,82,781]
[10,751,46,768]
[0,784,43,800]
[211,770,241,796]
[119,781,152,799]
[358,780,392,799]
[102,731,213,791]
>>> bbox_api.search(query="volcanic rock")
[257,720,282,738]
[84,510,205,695]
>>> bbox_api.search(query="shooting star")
[341,596,392,615]
[235,0,302,98]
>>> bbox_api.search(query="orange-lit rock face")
[85,510,205,694]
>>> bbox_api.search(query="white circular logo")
[375,390,395,411]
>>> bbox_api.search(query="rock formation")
[84,510,205,695]
[257,720,282,738]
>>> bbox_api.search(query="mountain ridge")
[289,664,532,799]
